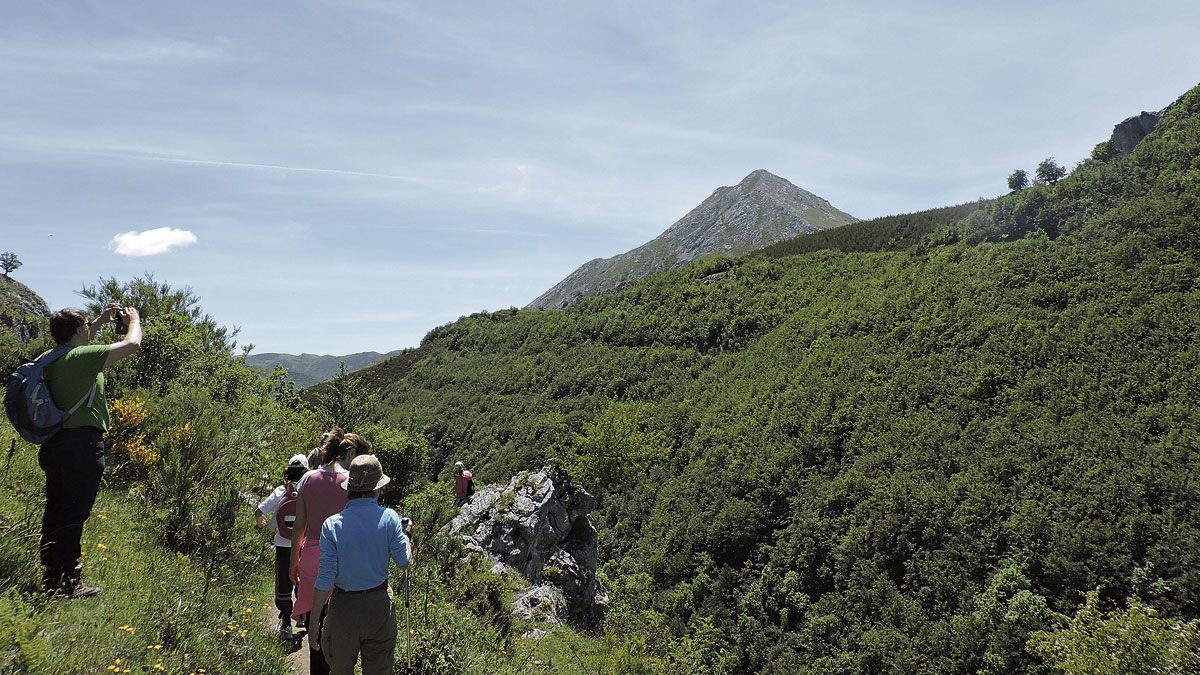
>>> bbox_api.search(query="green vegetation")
[1029,589,1200,674]
[755,200,987,258]
[1008,169,1031,192]
[0,276,687,673]
[1035,157,1068,185]
[0,275,315,674]
[7,85,1200,674]
[339,84,1200,672]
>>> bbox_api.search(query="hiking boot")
[42,572,65,596]
[279,622,293,640]
[60,568,101,599]
[67,584,102,599]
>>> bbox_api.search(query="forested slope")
[755,199,988,258]
[360,85,1200,672]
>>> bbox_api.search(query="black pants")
[309,605,329,675]
[275,545,295,623]
[38,427,105,590]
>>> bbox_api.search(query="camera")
[113,305,129,335]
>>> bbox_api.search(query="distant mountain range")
[245,350,403,388]
[527,169,857,309]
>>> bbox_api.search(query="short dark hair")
[347,490,379,500]
[49,308,88,345]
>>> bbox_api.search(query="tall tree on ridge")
[1008,169,1030,192]
[0,252,20,279]
[1036,158,1067,185]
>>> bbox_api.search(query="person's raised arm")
[89,302,120,339]
[104,307,142,368]
[391,515,412,570]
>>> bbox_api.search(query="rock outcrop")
[527,170,857,309]
[0,276,50,343]
[1110,111,1162,156]
[446,466,608,627]
[1108,94,1186,157]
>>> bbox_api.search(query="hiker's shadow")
[286,628,306,655]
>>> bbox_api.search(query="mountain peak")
[527,172,857,309]
[736,169,787,190]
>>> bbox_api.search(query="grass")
[0,428,697,674]
[0,434,290,675]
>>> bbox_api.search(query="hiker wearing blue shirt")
[39,304,141,598]
[309,453,412,675]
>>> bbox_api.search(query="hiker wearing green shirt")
[39,303,141,598]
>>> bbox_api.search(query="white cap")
[288,454,310,469]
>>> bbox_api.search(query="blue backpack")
[4,346,98,444]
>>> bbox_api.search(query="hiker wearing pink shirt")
[453,461,475,507]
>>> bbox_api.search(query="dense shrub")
[362,422,428,506]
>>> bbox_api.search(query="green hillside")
[755,200,989,258]
[347,85,1200,672]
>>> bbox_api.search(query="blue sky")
[3,1,1198,354]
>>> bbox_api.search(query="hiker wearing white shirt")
[255,453,309,639]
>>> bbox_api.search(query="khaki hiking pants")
[323,586,396,675]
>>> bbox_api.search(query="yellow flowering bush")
[106,398,159,477]
[155,422,196,452]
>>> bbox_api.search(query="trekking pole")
[404,569,411,670]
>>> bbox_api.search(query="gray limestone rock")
[523,628,551,640]
[446,466,608,627]
[1110,111,1162,156]
[512,585,567,624]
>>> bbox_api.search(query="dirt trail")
[261,604,310,674]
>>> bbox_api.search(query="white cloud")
[110,227,199,257]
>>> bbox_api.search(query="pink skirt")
[291,541,324,620]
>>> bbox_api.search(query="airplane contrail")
[33,145,439,184]
[126,154,437,183]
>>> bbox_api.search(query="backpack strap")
[39,346,75,364]
[41,347,98,417]
[66,382,98,416]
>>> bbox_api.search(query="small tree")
[0,252,20,279]
[312,361,380,432]
[1007,169,1030,192]
[1035,158,1066,185]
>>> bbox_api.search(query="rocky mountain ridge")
[527,169,857,309]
